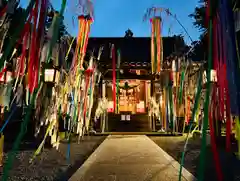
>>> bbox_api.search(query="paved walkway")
[69,135,196,181]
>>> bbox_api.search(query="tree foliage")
[189,5,206,31]
[190,0,240,32]
[124,29,133,38]
[45,4,69,42]
[188,0,240,61]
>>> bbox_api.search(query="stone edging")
[68,137,109,181]
[146,136,197,181]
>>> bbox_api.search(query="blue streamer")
[0,106,17,134]
[67,140,70,162]
[220,0,240,115]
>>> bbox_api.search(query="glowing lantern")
[43,62,60,85]
[203,69,217,84]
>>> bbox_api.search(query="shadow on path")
[55,136,106,181]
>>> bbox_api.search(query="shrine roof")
[85,36,186,64]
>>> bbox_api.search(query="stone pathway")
[69,135,196,181]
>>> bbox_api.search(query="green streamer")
[179,62,188,105]
[169,85,174,130]
[178,71,185,104]
[198,5,213,181]
[46,0,67,63]
[116,49,121,113]
[0,0,35,70]
[178,69,203,181]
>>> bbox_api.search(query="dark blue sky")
[21,0,201,44]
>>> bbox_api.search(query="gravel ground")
[149,135,240,181]
[0,136,106,181]
[149,135,201,176]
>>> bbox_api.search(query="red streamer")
[28,0,39,93]
[186,97,190,125]
[112,45,116,112]
[33,0,47,89]
[19,23,30,76]
[0,67,7,80]
[17,10,34,46]
[209,86,223,181]
[83,67,94,122]
[0,6,7,17]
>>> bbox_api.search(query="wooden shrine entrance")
[102,78,152,132]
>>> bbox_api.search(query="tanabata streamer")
[28,0,39,93]
[178,69,202,181]
[116,49,121,113]
[2,0,68,179]
[46,0,67,64]
[156,17,162,72]
[0,0,35,71]
[150,18,155,73]
[150,16,162,74]
[218,0,240,152]
[209,84,223,181]
[197,0,213,180]
[71,15,86,70]
[111,44,116,112]
[81,16,93,66]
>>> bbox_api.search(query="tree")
[188,0,240,61]
[189,0,240,33]
[189,4,206,32]
[124,29,133,38]
[45,5,69,42]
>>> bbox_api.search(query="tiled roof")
[86,36,185,64]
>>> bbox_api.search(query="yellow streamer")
[236,117,240,159]
[30,119,56,163]
[65,37,76,61]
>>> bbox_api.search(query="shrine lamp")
[203,69,217,84]
[43,62,60,85]
[0,63,13,84]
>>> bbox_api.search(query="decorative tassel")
[71,15,85,70]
